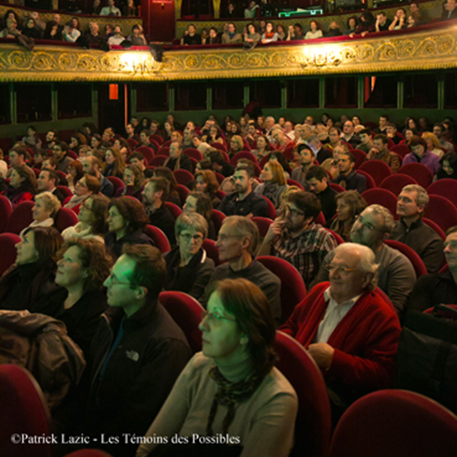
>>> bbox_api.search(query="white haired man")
[281,243,401,417]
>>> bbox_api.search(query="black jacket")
[332,170,367,193]
[389,218,444,274]
[86,299,191,456]
[164,247,215,300]
[105,229,155,258]
[147,204,176,246]
[218,191,269,218]
[0,263,60,312]
[34,288,108,357]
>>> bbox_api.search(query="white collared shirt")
[315,287,362,343]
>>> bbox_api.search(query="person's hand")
[308,343,334,370]
[265,217,286,242]
[349,33,355,38]
[361,31,368,37]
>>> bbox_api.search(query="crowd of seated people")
[1,106,457,455]
[178,1,454,46]
[0,7,145,49]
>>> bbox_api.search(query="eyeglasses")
[201,309,237,325]
[76,180,87,188]
[180,233,204,242]
[217,234,244,242]
[325,264,358,274]
[285,204,305,217]
[106,272,134,287]
[355,215,382,232]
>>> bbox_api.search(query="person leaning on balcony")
[222,22,243,44]
[127,24,147,45]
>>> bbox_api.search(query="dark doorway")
[98,83,127,135]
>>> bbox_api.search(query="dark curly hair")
[57,238,114,293]
[87,194,110,236]
[109,196,149,234]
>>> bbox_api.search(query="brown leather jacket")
[0,310,86,410]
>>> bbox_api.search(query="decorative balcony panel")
[0,20,456,82]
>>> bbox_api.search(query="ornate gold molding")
[0,21,456,82]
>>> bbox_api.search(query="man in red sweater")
[280,243,401,416]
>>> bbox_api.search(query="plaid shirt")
[272,222,338,288]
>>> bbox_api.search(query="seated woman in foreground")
[137,278,298,457]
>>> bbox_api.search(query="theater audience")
[286,23,304,40]
[365,134,401,173]
[101,148,124,179]
[251,135,270,160]
[291,145,313,189]
[100,0,122,16]
[22,191,61,233]
[422,132,444,158]
[312,204,416,316]
[62,18,81,42]
[105,196,154,257]
[64,174,100,214]
[329,190,367,241]
[44,20,62,40]
[331,151,367,193]
[142,177,176,245]
[305,20,323,39]
[116,164,145,201]
[409,226,457,311]
[280,243,401,419]
[2,165,37,208]
[82,156,115,197]
[62,194,108,243]
[259,190,337,288]
[306,166,337,223]
[261,22,279,43]
[79,244,190,457]
[163,212,215,299]
[127,24,147,45]
[183,191,216,240]
[66,160,84,193]
[218,163,268,218]
[255,160,288,210]
[137,278,297,457]
[34,239,112,356]
[403,135,441,175]
[390,184,444,273]
[36,168,65,204]
[0,227,63,311]
[437,152,457,180]
[194,169,221,208]
[163,141,193,173]
[152,167,181,206]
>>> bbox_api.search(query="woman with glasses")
[62,194,109,243]
[163,212,215,300]
[64,174,101,214]
[34,238,113,356]
[329,191,367,241]
[137,278,298,457]
[105,196,154,258]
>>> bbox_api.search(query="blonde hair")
[421,132,441,150]
[265,160,287,186]
[35,191,61,218]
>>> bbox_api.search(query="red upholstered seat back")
[330,390,457,457]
